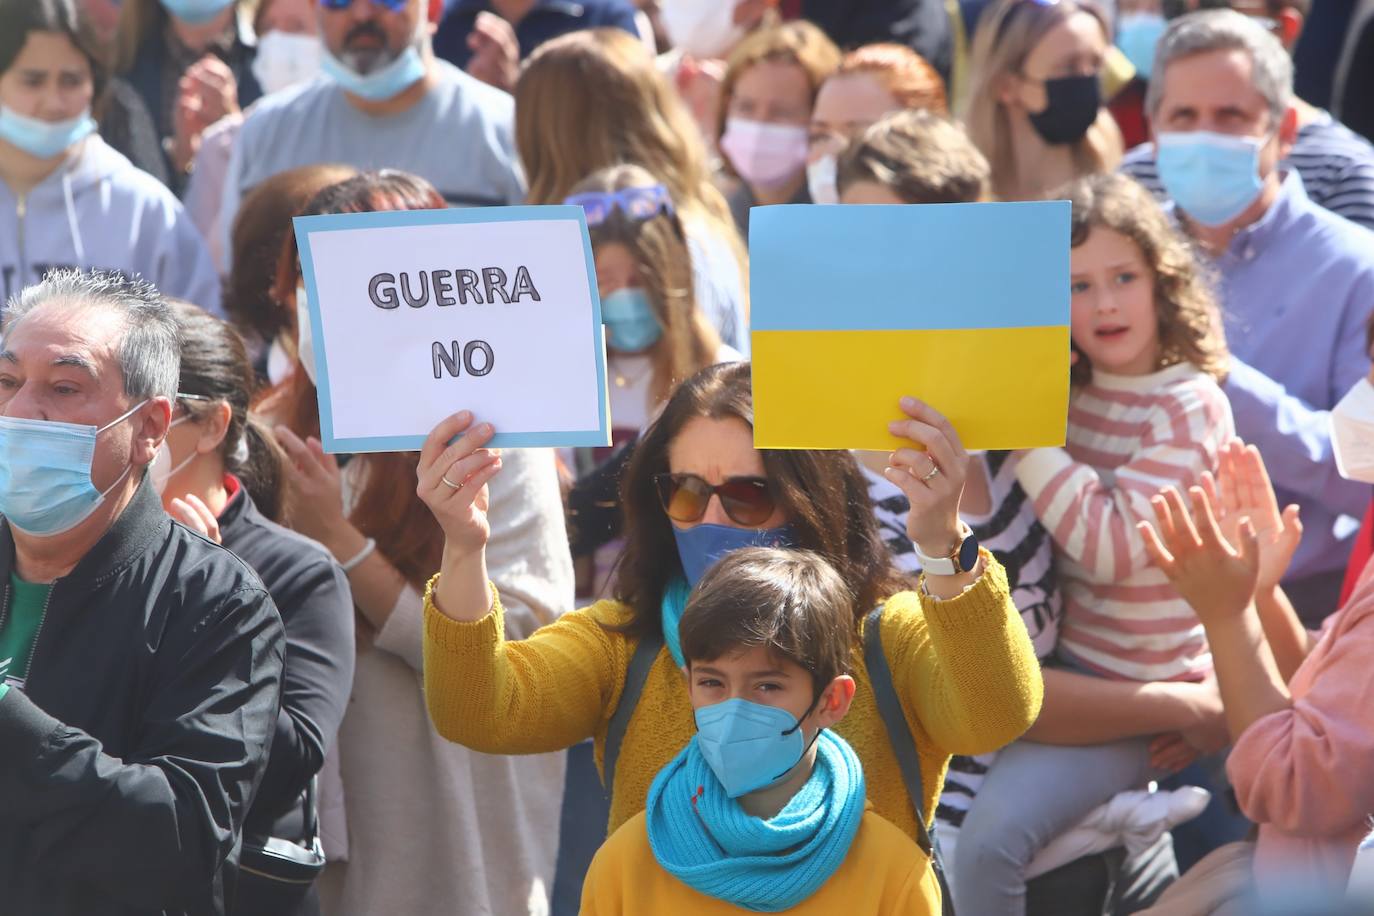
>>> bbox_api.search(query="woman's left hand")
[887,397,968,557]
[276,425,351,548]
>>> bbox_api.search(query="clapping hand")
[465,11,520,93]
[1207,440,1302,592]
[275,426,349,547]
[1139,485,1260,625]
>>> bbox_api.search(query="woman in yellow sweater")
[417,361,1043,848]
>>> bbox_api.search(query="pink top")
[1228,561,1374,892]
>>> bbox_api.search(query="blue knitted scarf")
[645,729,866,912]
[660,576,693,667]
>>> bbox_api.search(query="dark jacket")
[0,479,286,915]
[803,0,953,83]
[434,0,640,70]
[218,480,354,847]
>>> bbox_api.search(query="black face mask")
[1027,74,1101,145]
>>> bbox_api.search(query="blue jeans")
[550,740,611,916]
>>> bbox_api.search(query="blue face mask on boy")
[0,402,147,537]
[1155,130,1267,227]
[694,696,821,798]
[0,106,97,159]
[601,287,663,353]
[158,0,235,25]
[320,43,427,102]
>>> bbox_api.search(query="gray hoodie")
[0,135,220,312]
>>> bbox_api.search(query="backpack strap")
[864,605,957,915]
[603,629,664,794]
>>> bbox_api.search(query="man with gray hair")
[1145,9,1374,624]
[0,270,285,915]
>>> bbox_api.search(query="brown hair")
[0,0,108,101]
[833,42,949,117]
[1062,173,1229,385]
[615,362,906,639]
[837,109,991,203]
[716,20,843,159]
[960,0,1123,201]
[572,164,721,405]
[226,163,358,349]
[170,300,288,522]
[680,547,854,698]
[255,169,448,588]
[514,29,748,307]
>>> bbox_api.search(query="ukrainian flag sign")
[749,201,1070,451]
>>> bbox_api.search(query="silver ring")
[921,465,941,483]
[441,475,463,490]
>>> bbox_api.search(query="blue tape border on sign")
[291,205,610,453]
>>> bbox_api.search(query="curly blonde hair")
[1060,173,1229,385]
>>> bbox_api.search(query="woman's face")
[0,31,94,124]
[258,0,318,34]
[1008,11,1106,114]
[808,72,900,165]
[728,59,812,127]
[593,240,639,298]
[666,416,789,530]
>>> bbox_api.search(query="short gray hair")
[1146,10,1293,126]
[4,269,180,401]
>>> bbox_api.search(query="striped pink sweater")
[1015,363,1234,682]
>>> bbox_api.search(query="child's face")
[686,645,853,731]
[839,181,908,205]
[1069,227,1161,376]
[593,241,640,299]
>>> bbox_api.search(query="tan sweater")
[318,448,574,916]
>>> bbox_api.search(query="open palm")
[1206,440,1302,591]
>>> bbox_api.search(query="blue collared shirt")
[433,0,641,70]
[1204,171,1374,587]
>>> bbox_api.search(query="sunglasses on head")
[564,185,675,228]
[654,473,776,527]
[319,0,409,11]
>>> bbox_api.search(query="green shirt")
[0,573,53,702]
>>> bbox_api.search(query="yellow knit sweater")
[422,550,1043,842]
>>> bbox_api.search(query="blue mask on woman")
[0,402,146,537]
[694,697,815,798]
[158,0,236,25]
[672,522,796,587]
[601,287,663,353]
[1116,13,1166,80]
[1156,130,1266,227]
[0,106,96,159]
[320,44,427,102]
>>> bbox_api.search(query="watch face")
[958,534,980,572]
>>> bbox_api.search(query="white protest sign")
[293,205,610,452]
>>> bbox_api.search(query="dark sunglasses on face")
[564,185,675,228]
[319,0,409,11]
[654,473,777,527]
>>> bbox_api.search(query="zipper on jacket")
[0,576,56,689]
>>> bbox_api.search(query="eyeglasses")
[319,0,409,11]
[564,185,675,228]
[654,473,776,526]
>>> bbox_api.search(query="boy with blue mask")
[581,547,936,914]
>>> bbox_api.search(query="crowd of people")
[1,0,1373,914]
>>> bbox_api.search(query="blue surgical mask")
[672,522,796,587]
[319,43,426,102]
[1116,12,1166,80]
[158,0,235,25]
[0,401,148,537]
[0,106,97,159]
[601,287,662,353]
[694,697,817,798]
[1156,130,1266,227]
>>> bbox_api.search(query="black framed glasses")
[654,473,776,526]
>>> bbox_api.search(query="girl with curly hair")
[951,172,1234,915]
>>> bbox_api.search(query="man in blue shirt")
[1146,10,1374,624]
[434,0,641,92]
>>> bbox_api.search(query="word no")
[370,267,541,308]
[432,340,495,379]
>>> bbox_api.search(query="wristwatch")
[914,522,980,576]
